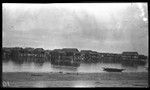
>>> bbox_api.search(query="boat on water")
[103,67,125,72]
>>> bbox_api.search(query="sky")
[2,3,148,55]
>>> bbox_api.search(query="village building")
[50,48,80,67]
[2,47,148,65]
[121,52,139,61]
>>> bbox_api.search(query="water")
[3,60,148,73]
[2,60,148,87]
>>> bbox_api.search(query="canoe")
[103,67,125,72]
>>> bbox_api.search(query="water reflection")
[3,58,147,73]
[34,62,44,67]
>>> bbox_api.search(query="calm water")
[3,60,148,73]
[2,60,148,87]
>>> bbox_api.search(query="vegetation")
[2,47,148,66]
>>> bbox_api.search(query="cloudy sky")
[2,3,148,55]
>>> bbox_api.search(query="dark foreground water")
[2,60,148,87]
